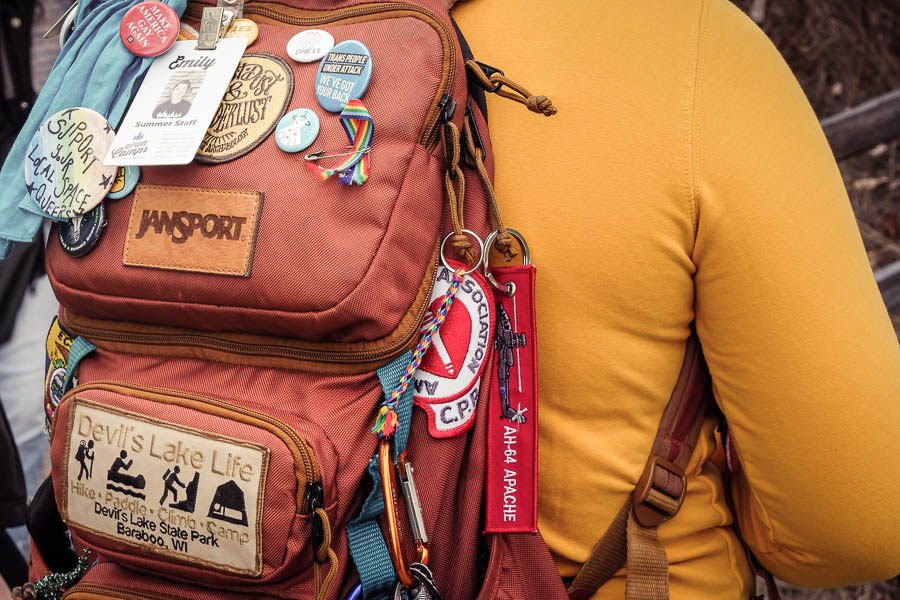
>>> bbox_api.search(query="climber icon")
[168,471,200,513]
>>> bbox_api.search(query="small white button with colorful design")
[275,108,320,153]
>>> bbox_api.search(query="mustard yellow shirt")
[454,0,900,597]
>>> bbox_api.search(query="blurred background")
[733,2,900,596]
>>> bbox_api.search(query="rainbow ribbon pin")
[305,99,373,185]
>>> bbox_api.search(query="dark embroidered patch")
[195,52,294,164]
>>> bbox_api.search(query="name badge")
[105,39,247,166]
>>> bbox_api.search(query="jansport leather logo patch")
[123,184,262,276]
[61,398,269,576]
[413,263,496,438]
[195,53,293,164]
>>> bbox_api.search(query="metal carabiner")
[378,440,430,588]
[397,453,429,566]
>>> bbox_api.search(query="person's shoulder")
[452,0,710,78]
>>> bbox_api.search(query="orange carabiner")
[378,440,429,587]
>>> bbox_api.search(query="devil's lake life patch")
[195,53,293,164]
[61,398,268,575]
[123,184,262,276]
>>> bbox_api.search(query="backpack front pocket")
[51,382,337,588]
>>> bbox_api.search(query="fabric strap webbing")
[346,351,415,600]
[62,336,97,393]
[624,509,669,599]
[567,332,709,600]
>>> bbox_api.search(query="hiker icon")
[168,471,200,513]
[74,440,94,481]
[208,480,248,526]
[106,450,146,499]
[159,466,185,505]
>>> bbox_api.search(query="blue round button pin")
[314,40,373,113]
[58,202,106,257]
[275,108,320,153]
[107,165,140,200]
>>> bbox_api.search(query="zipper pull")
[438,93,459,176]
[437,93,476,265]
[305,480,324,512]
[438,93,457,124]
[305,480,326,562]
[305,480,337,600]
[465,59,557,116]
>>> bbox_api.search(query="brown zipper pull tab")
[465,59,558,116]
[438,95,477,266]
[461,100,517,262]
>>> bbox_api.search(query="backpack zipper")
[57,381,321,515]
[59,249,439,367]
[62,584,171,600]
[184,1,456,146]
[62,583,170,600]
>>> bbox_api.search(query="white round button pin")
[286,29,335,63]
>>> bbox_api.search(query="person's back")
[454,0,900,596]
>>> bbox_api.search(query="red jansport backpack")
[31,1,572,599]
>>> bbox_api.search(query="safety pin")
[304,147,371,162]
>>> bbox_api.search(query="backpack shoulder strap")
[568,331,710,600]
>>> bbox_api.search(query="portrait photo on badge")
[153,73,204,119]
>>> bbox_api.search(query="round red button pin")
[120,1,179,57]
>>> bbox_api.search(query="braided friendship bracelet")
[372,268,466,438]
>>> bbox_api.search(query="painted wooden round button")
[286,29,334,63]
[315,40,373,112]
[222,18,258,47]
[107,166,140,200]
[58,202,106,257]
[24,107,117,219]
[275,108,320,153]
[120,1,179,57]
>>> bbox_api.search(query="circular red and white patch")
[120,1,179,57]
[413,262,496,438]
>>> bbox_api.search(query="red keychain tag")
[484,231,538,533]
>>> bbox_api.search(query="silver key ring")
[439,229,484,276]
[483,228,530,297]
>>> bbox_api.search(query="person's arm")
[692,0,900,586]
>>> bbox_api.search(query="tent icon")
[207,480,248,526]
